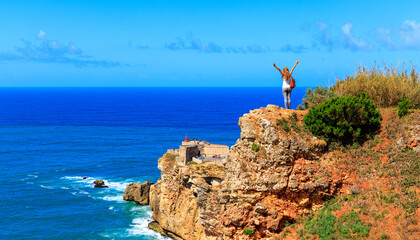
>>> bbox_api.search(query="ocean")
[0,87,306,240]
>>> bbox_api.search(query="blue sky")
[0,0,419,87]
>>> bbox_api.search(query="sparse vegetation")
[300,197,370,240]
[398,97,412,118]
[243,227,255,236]
[380,233,389,239]
[304,93,381,144]
[187,161,198,166]
[276,117,290,132]
[251,143,260,152]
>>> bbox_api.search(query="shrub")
[289,112,298,122]
[243,227,255,235]
[302,205,370,239]
[398,97,412,118]
[380,233,389,239]
[335,65,420,108]
[303,93,381,144]
[276,118,290,132]
[298,86,338,110]
[251,143,260,152]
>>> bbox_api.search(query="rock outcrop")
[123,181,153,205]
[93,179,108,188]
[149,105,347,239]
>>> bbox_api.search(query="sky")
[0,0,419,87]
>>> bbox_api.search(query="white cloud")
[341,23,373,51]
[376,28,395,49]
[37,30,46,39]
[0,31,123,67]
[315,21,333,48]
[400,20,420,49]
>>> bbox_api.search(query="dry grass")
[334,65,420,108]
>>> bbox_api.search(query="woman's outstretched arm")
[290,60,299,75]
[273,63,283,75]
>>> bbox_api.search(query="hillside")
[146,104,419,239]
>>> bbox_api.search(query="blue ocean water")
[0,87,306,240]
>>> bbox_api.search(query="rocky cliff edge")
[149,105,349,239]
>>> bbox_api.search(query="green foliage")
[303,93,381,144]
[298,86,338,110]
[243,227,255,235]
[187,161,198,166]
[289,112,298,122]
[380,233,389,239]
[398,97,412,118]
[251,143,260,152]
[337,211,370,238]
[302,201,370,240]
[276,117,290,132]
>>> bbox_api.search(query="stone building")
[175,138,229,165]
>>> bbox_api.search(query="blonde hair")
[283,67,291,80]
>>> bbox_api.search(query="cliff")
[149,105,420,239]
[149,105,349,239]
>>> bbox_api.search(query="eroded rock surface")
[149,105,347,239]
[123,181,153,205]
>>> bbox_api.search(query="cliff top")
[150,104,419,240]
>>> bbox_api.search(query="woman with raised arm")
[273,60,299,109]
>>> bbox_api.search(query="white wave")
[104,180,131,192]
[61,187,69,190]
[78,190,89,195]
[109,206,114,210]
[127,217,170,239]
[61,176,132,191]
[26,182,34,185]
[40,184,54,189]
[130,205,151,212]
[61,176,91,182]
[100,196,124,203]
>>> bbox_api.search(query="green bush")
[276,118,290,132]
[251,143,260,152]
[243,227,255,235]
[289,112,298,122]
[303,93,381,144]
[398,97,412,118]
[302,202,370,240]
[298,86,338,110]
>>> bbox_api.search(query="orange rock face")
[149,105,347,239]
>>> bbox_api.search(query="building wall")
[202,144,229,157]
[178,145,200,165]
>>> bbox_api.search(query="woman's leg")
[282,88,288,109]
[287,90,291,109]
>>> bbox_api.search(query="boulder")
[93,179,108,188]
[123,181,153,205]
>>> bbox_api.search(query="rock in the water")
[123,181,153,205]
[93,179,109,188]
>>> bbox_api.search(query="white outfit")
[282,77,291,109]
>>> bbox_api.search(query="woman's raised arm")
[290,60,299,75]
[273,63,283,75]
